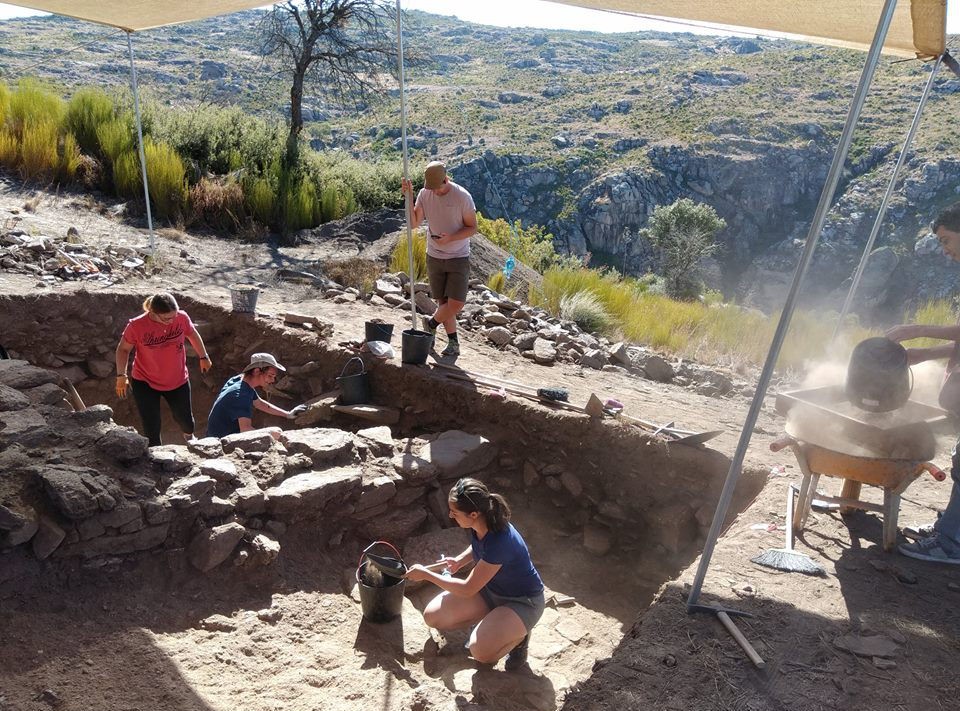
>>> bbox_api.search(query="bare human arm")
[115,338,134,398]
[905,344,956,365]
[886,323,960,343]
[184,323,212,373]
[434,207,478,247]
[253,398,304,420]
[400,178,425,229]
[406,558,501,598]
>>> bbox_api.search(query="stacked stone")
[0,226,155,287]
[1,356,501,573]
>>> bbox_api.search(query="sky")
[0,1,955,36]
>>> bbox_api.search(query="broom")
[751,484,825,575]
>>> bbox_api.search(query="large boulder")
[264,466,362,516]
[280,428,355,465]
[418,430,497,478]
[0,383,30,411]
[97,427,149,463]
[0,360,59,389]
[0,408,51,447]
[221,430,276,454]
[36,466,122,520]
[188,522,246,572]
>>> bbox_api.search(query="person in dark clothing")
[406,477,544,670]
[206,352,305,439]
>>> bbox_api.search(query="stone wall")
[0,291,764,572]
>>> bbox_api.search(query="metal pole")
[126,31,156,255]
[395,0,417,329]
[831,54,943,343]
[686,0,900,611]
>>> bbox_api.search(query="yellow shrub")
[390,230,427,281]
[9,79,64,139]
[113,149,141,197]
[0,129,17,168]
[144,140,188,220]
[96,119,133,165]
[0,82,9,128]
[58,132,82,182]
[19,119,59,180]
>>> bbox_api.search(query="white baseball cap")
[243,352,286,373]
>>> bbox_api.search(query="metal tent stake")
[831,53,943,344]
[684,0,899,666]
[395,0,417,330]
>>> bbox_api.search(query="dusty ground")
[1,182,959,711]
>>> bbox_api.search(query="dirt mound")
[302,207,405,245]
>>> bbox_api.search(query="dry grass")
[188,177,245,232]
[322,257,382,293]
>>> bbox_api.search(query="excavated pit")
[0,290,765,711]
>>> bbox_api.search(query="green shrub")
[639,198,725,300]
[304,152,406,213]
[153,104,285,176]
[245,176,276,226]
[58,132,82,182]
[144,140,188,220]
[283,178,320,232]
[559,291,613,334]
[66,87,115,156]
[188,177,245,232]
[0,129,17,168]
[319,182,358,222]
[96,119,134,165]
[390,230,427,281]
[19,120,59,180]
[8,79,64,138]
[476,213,561,273]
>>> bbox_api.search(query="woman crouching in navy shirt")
[405,477,545,671]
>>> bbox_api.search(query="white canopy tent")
[2,0,953,663]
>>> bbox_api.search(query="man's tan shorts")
[426,255,470,302]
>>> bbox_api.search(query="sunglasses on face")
[455,478,480,511]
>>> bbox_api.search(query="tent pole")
[126,31,156,256]
[395,0,417,328]
[686,0,900,612]
[831,54,943,344]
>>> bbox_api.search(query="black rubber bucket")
[402,328,432,365]
[336,357,371,406]
[357,541,406,624]
[846,337,912,412]
[365,321,394,344]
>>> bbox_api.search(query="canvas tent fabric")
[5,1,948,57]
[2,1,275,32]
[554,0,947,59]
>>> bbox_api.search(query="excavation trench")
[0,290,765,710]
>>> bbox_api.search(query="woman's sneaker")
[504,634,529,671]
[898,534,960,564]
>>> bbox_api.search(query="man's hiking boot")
[441,339,460,357]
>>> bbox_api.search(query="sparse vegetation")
[390,230,428,282]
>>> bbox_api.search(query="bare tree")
[260,0,397,171]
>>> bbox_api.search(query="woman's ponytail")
[487,493,511,532]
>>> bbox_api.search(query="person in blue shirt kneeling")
[405,477,545,671]
[206,352,306,439]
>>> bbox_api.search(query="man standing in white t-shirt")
[401,161,478,357]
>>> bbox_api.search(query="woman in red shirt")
[114,293,212,446]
